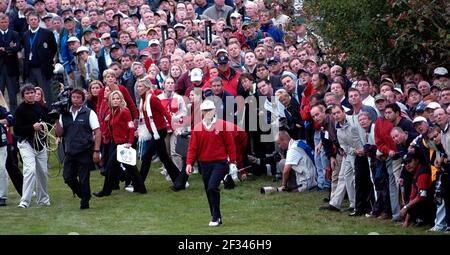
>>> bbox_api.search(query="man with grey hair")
[203,0,233,20]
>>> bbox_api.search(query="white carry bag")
[116,144,137,166]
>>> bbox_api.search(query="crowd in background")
[0,0,449,231]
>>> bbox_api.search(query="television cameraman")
[55,88,101,209]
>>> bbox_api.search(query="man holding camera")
[55,89,101,209]
[14,85,51,208]
[275,130,316,192]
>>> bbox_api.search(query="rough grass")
[0,154,438,235]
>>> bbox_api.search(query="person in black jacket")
[0,14,21,113]
[22,11,57,106]
[0,98,14,206]
[14,84,51,208]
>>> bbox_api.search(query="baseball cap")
[61,8,73,14]
[267,57,280,64]
[415,102,427,112]
[425,102,441,110]
[97,20,109,27]
[393,87,403,94]
[216,48,228,56]
[407,87,421,96]
[64,16,76,23]
[110,43,121,50]
[241,21,254,29]
[147,27,157,34]
[174,23,186,29]
[223,26,233,31]
[76,46,89,54]
[33,0,45,4]
[200,100,216,110]
[304,58,317,65]
[67,36,80,43]
[217,55,229,65]
[413,116,427,124]
[190,68,203,82]
[374,94,386,102]
[100,33,111,39]
[433,67,448,77]
[83,26,94,34]
[430,84,442,91]
[74,8,85,14]
[148,39,160,46]
[42,14,53,21]
[230,12,241,19]
[402,153,415,164]
[126,41,138,48]
[380,77,395,86]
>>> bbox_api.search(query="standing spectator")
[93,90,147,197]
[0,94,13,206]
[22,12,57,106]
[14,85,51,208]
[186,100,238,227]
[0,14,20,113]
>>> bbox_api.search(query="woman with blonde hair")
[96,69,139,123]
[93,90,146,197]
[135,78,181,189]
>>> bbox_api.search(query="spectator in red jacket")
[136,78,181,188]
[93,90,147,197]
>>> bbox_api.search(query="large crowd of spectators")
[0,0,449,231]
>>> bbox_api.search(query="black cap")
[33,0,45,4]
[64,16,76,23]
[223,26,233,31]
[110,43,121,50]
[297,68,311,76]
[61,8,73,14]
[217,55,229,65]
[126,41,138,48]
[407,86,421,96]
[267,57,280,64]
[42,14,53,20]
[402,153,415,164]
[74,8,85,14]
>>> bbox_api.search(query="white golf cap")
[434,67,448,76]
[200,100,216,110]
[67,36,80,43]
[148,39,160,46]
[215,48,228,56]
[230,12,241,19]
[393,87,403,94]
[190,68,203,82]
[76,46,89,54]
[425,102,441,110]
[413,116,428,124]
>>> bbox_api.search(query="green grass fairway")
[0,158,436,235]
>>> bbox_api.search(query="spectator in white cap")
[424,102,441,124]
[77,46,100,85]
[433,67,450,89]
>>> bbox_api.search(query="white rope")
[33,122,58,152]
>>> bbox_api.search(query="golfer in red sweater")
[186,100,238,227]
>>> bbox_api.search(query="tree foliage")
[302,0,450,75]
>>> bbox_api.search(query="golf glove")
[229,163,239,181]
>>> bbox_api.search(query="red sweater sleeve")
[96,88,105,114]
[119,86,138,120]
[123,109,135,145]
[374,118,392,155]
[186,123,201,165]
[151,95,172,125]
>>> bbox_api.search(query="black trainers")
[319,204,340,211]
[0,198,6,206]
[80,200,89,209]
